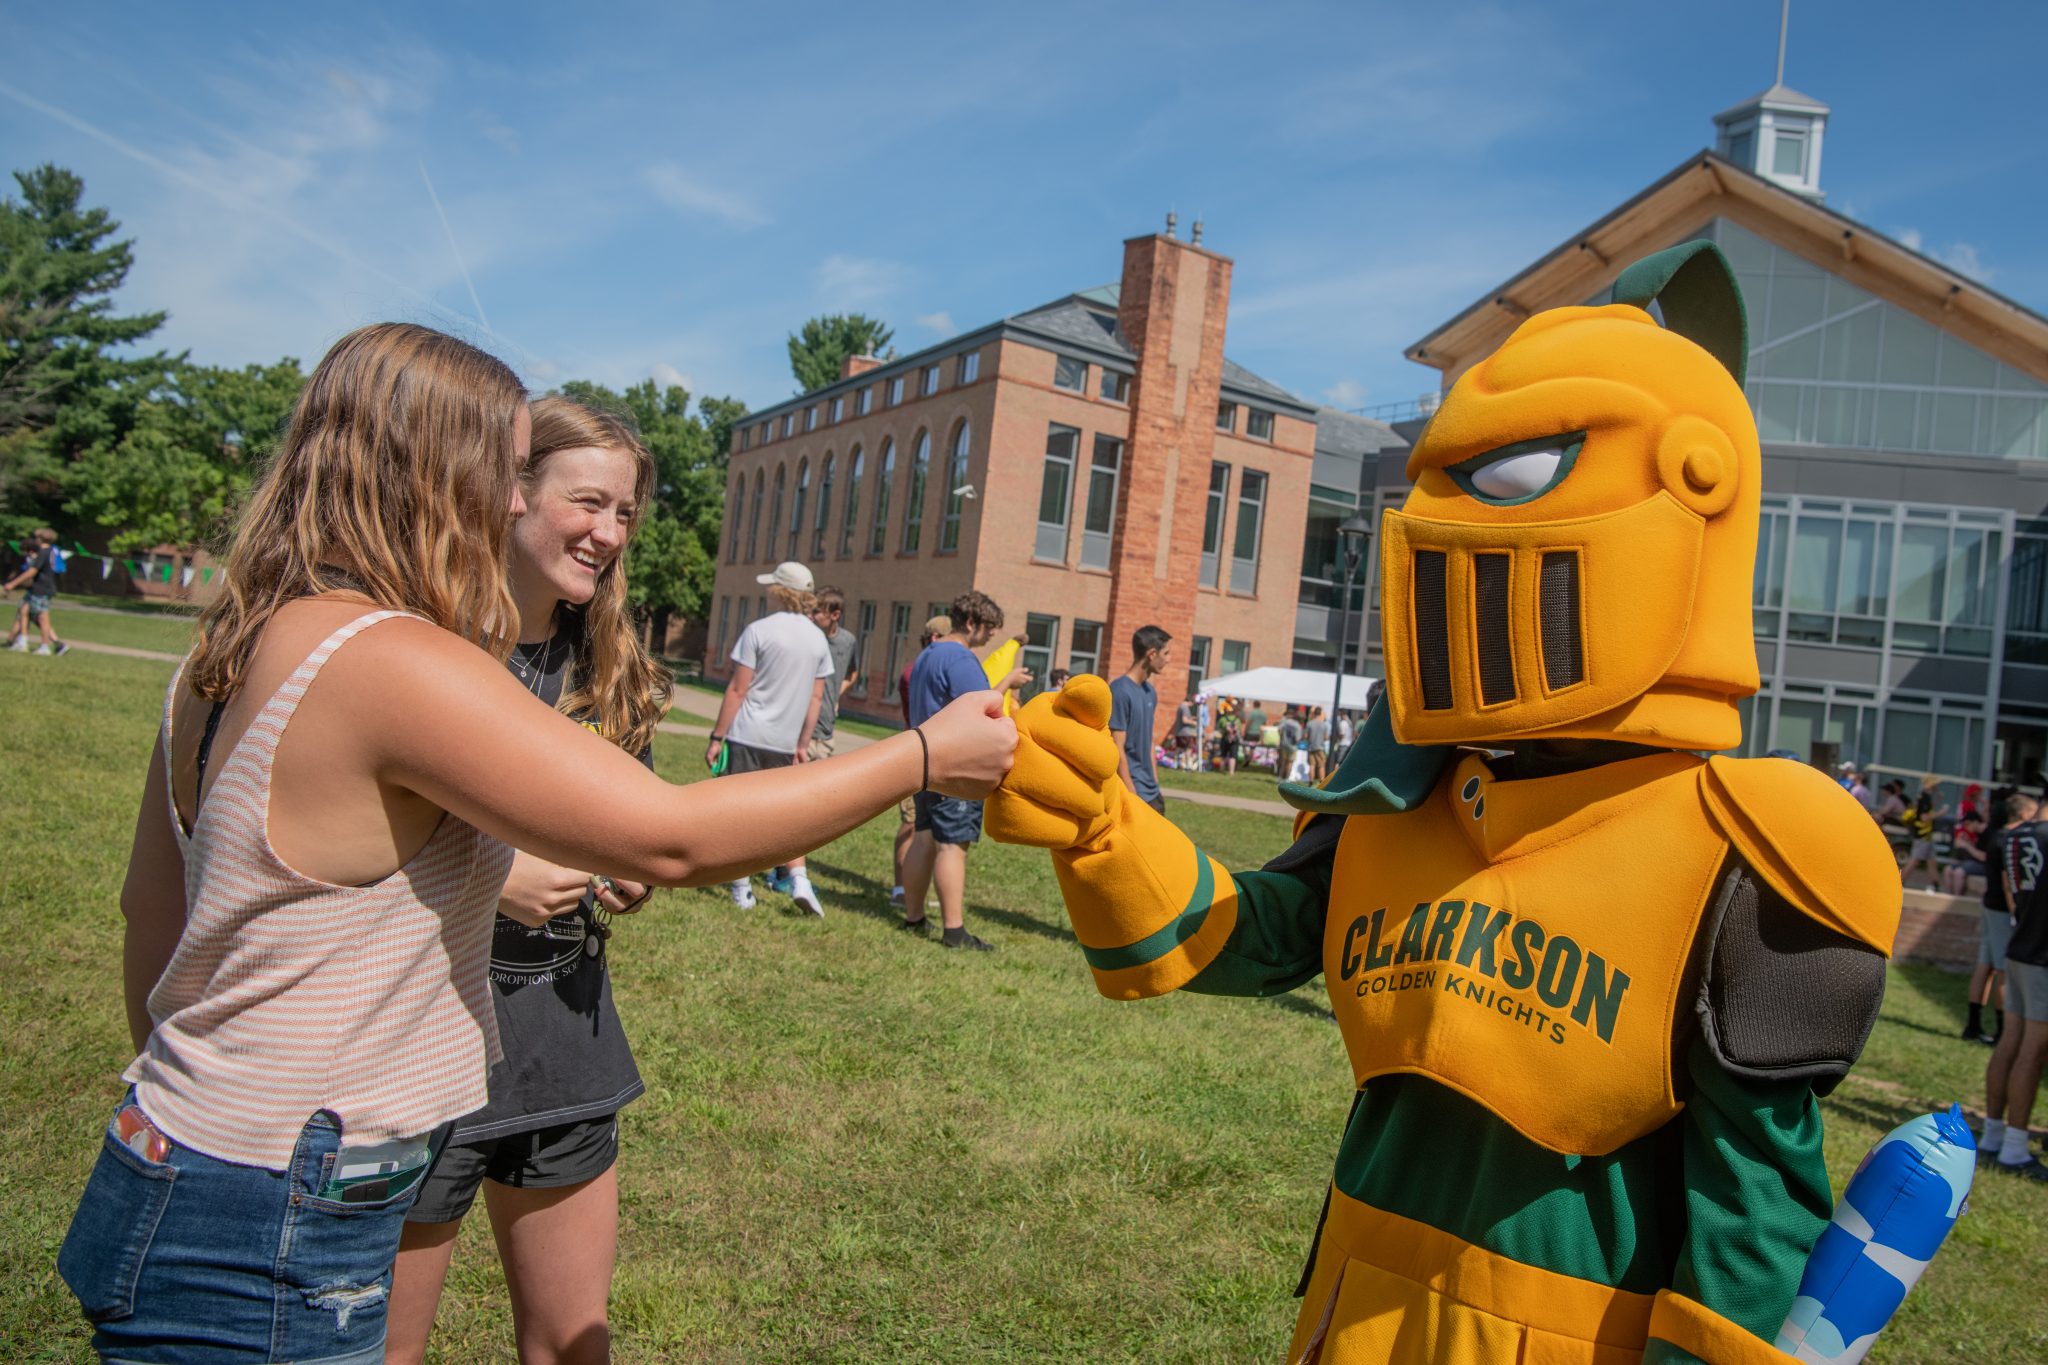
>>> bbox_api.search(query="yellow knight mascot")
[987,242,1902,1364]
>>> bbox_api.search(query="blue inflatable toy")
[1774,1104,1976,1363]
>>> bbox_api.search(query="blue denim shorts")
[58,1094,436,1363]
[913,791,983,846]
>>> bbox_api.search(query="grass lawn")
[34,603,197,656]
[2,647,2042,1362]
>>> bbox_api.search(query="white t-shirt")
[728,611,834,754]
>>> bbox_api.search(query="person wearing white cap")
[707,561,835,914]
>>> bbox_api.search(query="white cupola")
[1712,1,1828,200]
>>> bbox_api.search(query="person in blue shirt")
[1108,624,1171,815]
[902,590,1030,950]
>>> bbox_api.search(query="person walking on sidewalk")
[1108,624,1170,816]
[707,561,834,915]
[5,528,70,655]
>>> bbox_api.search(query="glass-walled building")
[1361,94,2048,787]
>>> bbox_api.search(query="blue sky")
[4,1,2043,419]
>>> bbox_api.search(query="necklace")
[510,630,561,698]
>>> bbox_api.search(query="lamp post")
[1329,512,1372,759]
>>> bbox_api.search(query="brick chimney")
[840,354,882,380]
[1106,229,1232,744]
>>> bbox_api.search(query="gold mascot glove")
[987,676,1239,999]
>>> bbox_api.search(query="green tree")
[786,313,893,394]
[554,378,746,648]
[64,357,305,552]
[0,164,169,536]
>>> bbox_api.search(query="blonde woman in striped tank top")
[57,324,1017,1364]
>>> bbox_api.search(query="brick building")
[706,226,1317,740]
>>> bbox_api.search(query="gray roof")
[1314,407,1408,460]
[1005,296,1131,357]
[1715,81,1829,121]
[740,283,1313,423]
[1006,286,1313,413]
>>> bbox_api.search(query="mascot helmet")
[1380,242,1761,753]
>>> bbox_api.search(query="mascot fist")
[985,675,1127,849]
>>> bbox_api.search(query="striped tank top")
[124,612,515,1169]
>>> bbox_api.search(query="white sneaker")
[33,644,52,655]
[889,885,906,909]
[790,874,824,918]
[730,878,756,909]
[7,637,26,652]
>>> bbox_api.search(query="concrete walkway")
[1164,786,1292,818]
[44,638,183,664]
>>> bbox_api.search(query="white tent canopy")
[1197,666,1380,712]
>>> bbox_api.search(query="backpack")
[47,546,66,573]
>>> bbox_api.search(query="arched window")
[901,430,930,554]
[746,468,765,561]
[813,454,835,559]
[869,439,895,555]
[940,421,972,552]
[789,458,809,559]
[840,445,864,558]
[766,465,785,565]
[726,473,744,563]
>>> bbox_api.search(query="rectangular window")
[734,595,752,645]
[888,376,906,406]
[1036,424,1079,562]
[758,421,771,445]
[1221,639,1250,675]
[856,387,872,416]
[1070,620,1103,677]
[856,601,878,694]
[1021,614,1059,702]
[1080,435,1123,571]
[1247,409,1275,441]
[830,396,844,422]
[957,351,980,384]
[1773,128,1807,178]
[1216,401,1237,432]
[1231,468,1267,593]
[1187,635,1211,696]
[922,364,941,396]
[716,596,731,659]
[805,406,818,432]
[781,413,795,438]
[1053,356,1087,392]
[738,429,751,452]
[1201,462,1231,588]
[1099,370,1129,403]
[885,602,912,702]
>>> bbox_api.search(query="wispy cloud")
[642,162,769,229]
[1322,379,1368,407]
[817,253,909,309]
[649,362,694,392]
[915,311,955,334]
[1892,227,1996,282]
[419,158,490,332]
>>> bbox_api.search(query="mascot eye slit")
[1461,776,1481,802]
[1449,432,1586,506]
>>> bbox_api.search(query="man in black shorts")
[1983,810,2048,1178]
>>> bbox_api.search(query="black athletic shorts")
[406,1114,620,1224]
[723,739,794,774]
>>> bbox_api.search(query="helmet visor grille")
[1474,553,1517,706]
[1413,550,1454,711]
[1540,551,1586,690]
